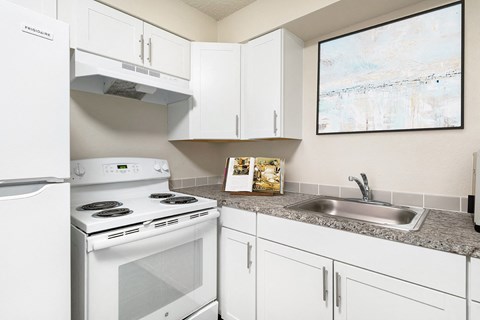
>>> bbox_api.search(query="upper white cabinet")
[6,0,56,18]
[257,239,333,320]
[334,262,466,320]
[242,29,303,140]
[169,28,303,141]
[168,42,241,140]
[67,0,191,79]
[144,23,191,80]
[76,0,143,66]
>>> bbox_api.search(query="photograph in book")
[253,158,283,193]
[233,157,251,175]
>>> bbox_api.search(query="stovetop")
[71,191,216,234]
[70,157,217,234]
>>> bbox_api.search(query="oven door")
[86,214,217,320]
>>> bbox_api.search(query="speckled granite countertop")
[177,185,480,258]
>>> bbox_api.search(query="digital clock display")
[117,165,128,170]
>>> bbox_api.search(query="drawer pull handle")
[322,267,328,302]
[336,272,341,308]
[247,242,252,269]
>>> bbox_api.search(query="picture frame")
[316,1,464,135]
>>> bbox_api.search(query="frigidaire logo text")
[22,24,53,40]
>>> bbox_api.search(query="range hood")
[70,50,192,105]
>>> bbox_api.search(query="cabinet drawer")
[472,258,480,302]
[221,207,256,235]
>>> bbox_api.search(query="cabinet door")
[334,262,466,320]
[144,23,191,79]
[472,258,480,302]
[6,0,56,18]
[76,0,143,65]
[190,43,241,139]
[472,301,480,320]
[220,228,255,320]
[257,239,333,320]
[243,30,282,139]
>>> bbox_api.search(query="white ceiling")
[181,0,256,21]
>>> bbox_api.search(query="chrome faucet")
[348,173,370,202]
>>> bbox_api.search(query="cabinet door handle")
[322,267,328,302]
[246,242,252,270]
[235,115,239,138]
[139,35,144,63]
[335,272,341,308]
[147,37,152,65]
[273,110,278,136]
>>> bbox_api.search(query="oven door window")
[86,220,216,320]
[119,239,203,320]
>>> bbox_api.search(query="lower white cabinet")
[472,302,480,319]
[220,227,256,320]
[471,258,480,320]
[256,240,465,320]
[334,262,466,320]
[257,239,333,320]
[218,209,469,320]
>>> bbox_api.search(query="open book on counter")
[223,157,285,194]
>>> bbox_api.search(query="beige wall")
[71,0,480,197]
[217,0,338,42]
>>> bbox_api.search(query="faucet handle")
[360,173,369,189]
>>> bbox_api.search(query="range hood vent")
[70,50,192,105]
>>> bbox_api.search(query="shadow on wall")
[169,140,225,176]
[70,90,224,177]
[219,139,302,174]
[70,90,169,159]
[71,90,167,134]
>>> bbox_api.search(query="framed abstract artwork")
[316,2,463,135]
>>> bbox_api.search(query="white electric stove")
[70,157,219,320]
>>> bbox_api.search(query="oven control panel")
[103,163,141,175]
[70,158,170,185]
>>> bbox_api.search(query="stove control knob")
[153,162,162,172]
[73,163,85,177]
[161,163,170,173]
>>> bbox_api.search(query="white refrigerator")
[0,1,70,319]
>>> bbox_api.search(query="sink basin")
[286,196,429,231]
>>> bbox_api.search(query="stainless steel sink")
[286,196,429,231]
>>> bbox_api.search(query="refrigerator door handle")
[0,183,51,201]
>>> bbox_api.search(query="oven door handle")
[87,209,220,252]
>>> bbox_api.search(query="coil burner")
[160,196,198,205]
[149,193,175,199]
[92,208,133,218]
[78,201,123,211]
